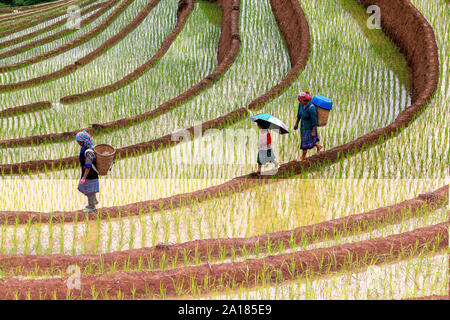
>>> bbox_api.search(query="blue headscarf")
[75,130,94,149]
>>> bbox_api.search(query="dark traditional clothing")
[77,147,99,195]
[297,101,320,150]
[77,178,99,195]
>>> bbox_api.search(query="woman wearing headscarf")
[293,91,323,161]
[75,131,99,213]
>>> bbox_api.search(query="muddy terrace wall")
[0,222,446,299]
[0,0,444,301]
[0,0,136,119]
[0,101,52,117]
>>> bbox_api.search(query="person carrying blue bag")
[75,131,99,213]
[293,91,323,161]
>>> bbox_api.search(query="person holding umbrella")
[293,91,323,161]
[249,113,289,175]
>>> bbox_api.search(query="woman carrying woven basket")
[75,131,99,213]
[293,91,323,161]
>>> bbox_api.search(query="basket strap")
[84,148,99,174]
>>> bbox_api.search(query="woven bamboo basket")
[317,107,330,127]
[93,144,115,175]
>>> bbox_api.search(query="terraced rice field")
[0,0,448,301]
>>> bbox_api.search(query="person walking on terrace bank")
[75,131,99,213]
[294,91,323,161]
[256,120,280,174]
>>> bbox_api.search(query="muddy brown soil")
[0,0,130,74]
[0,186,446,275]
[0,222,446,299]
[0,101,52,118]
[0,0,105,50]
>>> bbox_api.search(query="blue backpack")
[311,95,333,126]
